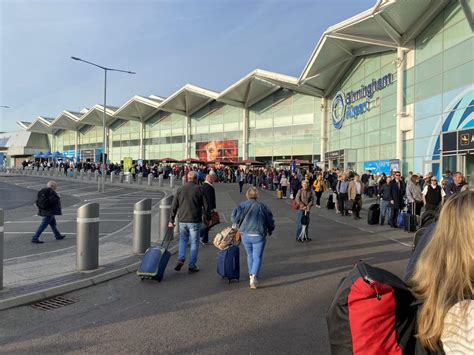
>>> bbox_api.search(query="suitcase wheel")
[140,276,145,281]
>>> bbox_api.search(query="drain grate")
[31,296,78,311]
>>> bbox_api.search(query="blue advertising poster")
[0,153,4,167]
[363,159,391,175]
[63,150,76,158]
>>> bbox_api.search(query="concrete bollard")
[170,175,174,188]
[110,172,114,183]
[80,169,84,180]
[74,168,77,179]
[159,195,174,242]
[119,172,124,183]
[182,176,186,186]
[0,208,3,290]
[94,170,99,182]
[147,174,152,186]
[76,203,100,271]
[138,173,143,185]
[133,198,152,254]
[128,174,133,184]
[158,174,163,187]
[87,171,91,181]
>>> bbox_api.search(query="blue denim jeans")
[380,200,392,224]
[32,215,62,241]
[295,209,309,240]
[241,234,266,277]
[177,223,201,268]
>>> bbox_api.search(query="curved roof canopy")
[113,95,164,122]
[17,121,32,130]
[299,0,450,95]
[27,116,55,134]
[49,110,84,133]
[159,84,218,116]
[218,69,323,108]
[79,104,118,126]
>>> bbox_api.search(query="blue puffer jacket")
[231,199,275,237]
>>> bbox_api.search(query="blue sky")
[0,0,374,132]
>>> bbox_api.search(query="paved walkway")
[0,180,414,353]
[0,170,413,313]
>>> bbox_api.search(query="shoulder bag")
[213,202,256,250]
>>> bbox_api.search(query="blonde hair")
[410,191,474,351]
[246,187,259,200]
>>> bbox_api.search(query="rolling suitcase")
[137,227,172,282]
[277,190,283,199]
[404,203,417,232]
[367,203,380,225]
[217,245,240,283]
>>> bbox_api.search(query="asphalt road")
[0,183,414,354]
[0,176,165,259]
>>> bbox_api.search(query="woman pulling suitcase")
[295,180,314,242]
[231,187,275,289]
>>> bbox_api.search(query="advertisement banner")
[364,159,400,175]
[195,139,238,162]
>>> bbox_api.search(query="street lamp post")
[71,56,135,193]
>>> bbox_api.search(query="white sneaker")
[249,275,258,289]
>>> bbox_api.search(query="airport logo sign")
[331,73,394,129]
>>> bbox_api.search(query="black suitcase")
[404,214,417,232]
[326,194,335,209]
[367,203,380,225]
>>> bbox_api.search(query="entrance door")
[461,154,474,181]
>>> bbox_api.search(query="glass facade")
[248,89,321,162]
[145,112,186,160]
[327,51,397,173]
[410,1,474,176]
[190,101,243,161]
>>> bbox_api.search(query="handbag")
[292,199,300,210]
[301,211,310,226]
[205,210,220,228]
[214,202,256,250]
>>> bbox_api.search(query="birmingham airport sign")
[331,73,394,129]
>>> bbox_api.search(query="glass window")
[443,61,474,93]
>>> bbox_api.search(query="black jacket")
[170,182,209,224]
[38,188,62,217]
[388,179,405,209]
[201,182,216,211]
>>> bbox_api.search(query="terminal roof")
[113,95,164,123]
[79,104,117,127]
[218,69,323,108]
[159,84,219,117]
[300,0,450,95]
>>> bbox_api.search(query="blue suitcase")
[137,228,172,282]
[217,245,240,283]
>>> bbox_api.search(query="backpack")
[36,188,51,210]
[327,261,417,355]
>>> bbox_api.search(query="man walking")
[169,171,209,273]
[31,181,66,243]
[200,174,216,244]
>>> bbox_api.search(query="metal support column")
[243,107,249,160]
[76,203,100,271]
[396,47,406,163]
[133,198,152,254]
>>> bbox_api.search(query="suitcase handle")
[161,226,174,250]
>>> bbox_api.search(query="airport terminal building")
[8,0,474,178]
